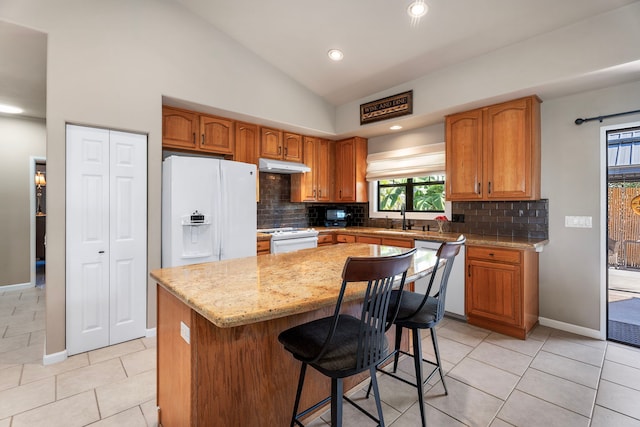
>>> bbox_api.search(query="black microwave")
[325,209,348,227]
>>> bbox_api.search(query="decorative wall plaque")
[360,90,413,125]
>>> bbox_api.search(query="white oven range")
[258,227,319,254]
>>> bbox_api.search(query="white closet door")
[109,130,147,344]
[66,125,111,355]
[66,125,147,356]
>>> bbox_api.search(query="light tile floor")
[1,286,640,426]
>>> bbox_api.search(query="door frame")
[30,155,46,288]
[599,120,640,339]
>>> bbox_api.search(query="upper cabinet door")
[235,122,259,165]
[315,139,331,201]
[484,97,540,200]
[162,106,198,150]
[446,109,483,200]
[260,127,283,160]
[200,115,234,155]
[445,95,541,201]
[283,132,303,162]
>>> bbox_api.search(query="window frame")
[368,177,451,221]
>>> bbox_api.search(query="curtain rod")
[574,108,640,125]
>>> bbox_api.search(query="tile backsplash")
[257,173,307,229]
[451,199,549,239]
[257,172,548,239]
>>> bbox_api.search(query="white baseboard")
[1,282,34,292]
[145,328,157,338]
[43,349,68,365]
[539,317,605,340]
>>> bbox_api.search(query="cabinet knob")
[468,265,471,277]
[478,182,481,195]
[488,181,492,194]
[278,146,282,155]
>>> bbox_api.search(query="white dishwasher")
[414,240,466,319]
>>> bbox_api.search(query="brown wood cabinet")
[291,137,331,202]
[446,96,541,201]
[162,106,198,150]
[260,128,303,162]
[335,234,356,244]
[317,234,334,246]
[257,240,270,255]
[356,235,381,244]
[235,122,259,165]
[335,137,368,202]
[200,115,234,155]
[381,237,414,248]
[465,245,539,339]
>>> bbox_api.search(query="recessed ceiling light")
[407,1,428,18]
[0,104,24,114]
[327,49,344,61]
[390,125,403,130]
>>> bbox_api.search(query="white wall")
[337,2,640,138]
[0,0,335,356]
[0,115,46,286]
[540,80,640,332]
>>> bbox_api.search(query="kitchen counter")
[151,243,436,328]
[312,226,548,252]
[152,244,439,426]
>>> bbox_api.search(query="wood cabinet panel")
[446,109,483,200]
[260,127,283,159]
[356,235,382,245]
[157,286,192,427]
[162,106,198,150]
[484,97,538,199]
[257,240,270,255]
[235,122,259,165]
[200,115,234,155]
[283,132,303,162]
[465,245,538,339]
[466,259,521,326]
[291,137,332,202]
[335,234,356,243]
[381,237,414,248]
[317,234,334,246]
[335,137,368,202]
[445,96,541,201]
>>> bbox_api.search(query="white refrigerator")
[162,155,257,267]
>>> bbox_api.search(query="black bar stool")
[367,236,466,427]
[278,248,416,427]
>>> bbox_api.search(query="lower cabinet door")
[466,259,521,327]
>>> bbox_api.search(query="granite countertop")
[151,244,438,328]
[259,227,548,251]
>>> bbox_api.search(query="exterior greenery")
[378,175,445,212]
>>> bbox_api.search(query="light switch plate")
[180,321,190,344]
[565,216,593,228]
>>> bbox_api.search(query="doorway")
[34,160,46,288]
[607,126,640,347]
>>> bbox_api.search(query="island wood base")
[157,285,408,426]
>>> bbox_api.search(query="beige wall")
[540,80,640,331]
[0,0,335,356]
[0,115,46,286]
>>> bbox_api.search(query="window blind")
[366,143,445,181]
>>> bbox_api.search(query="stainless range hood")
[258,158,310,174]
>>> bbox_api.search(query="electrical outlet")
[452,214,465,223]
[564,216,592,228]
[180,321,190,344]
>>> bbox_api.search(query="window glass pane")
[413,184,445,211]
[379,186,406,210]
[379,178,408,185]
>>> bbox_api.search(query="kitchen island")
[151,243,440,426]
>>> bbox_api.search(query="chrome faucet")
[401,204,407,230]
